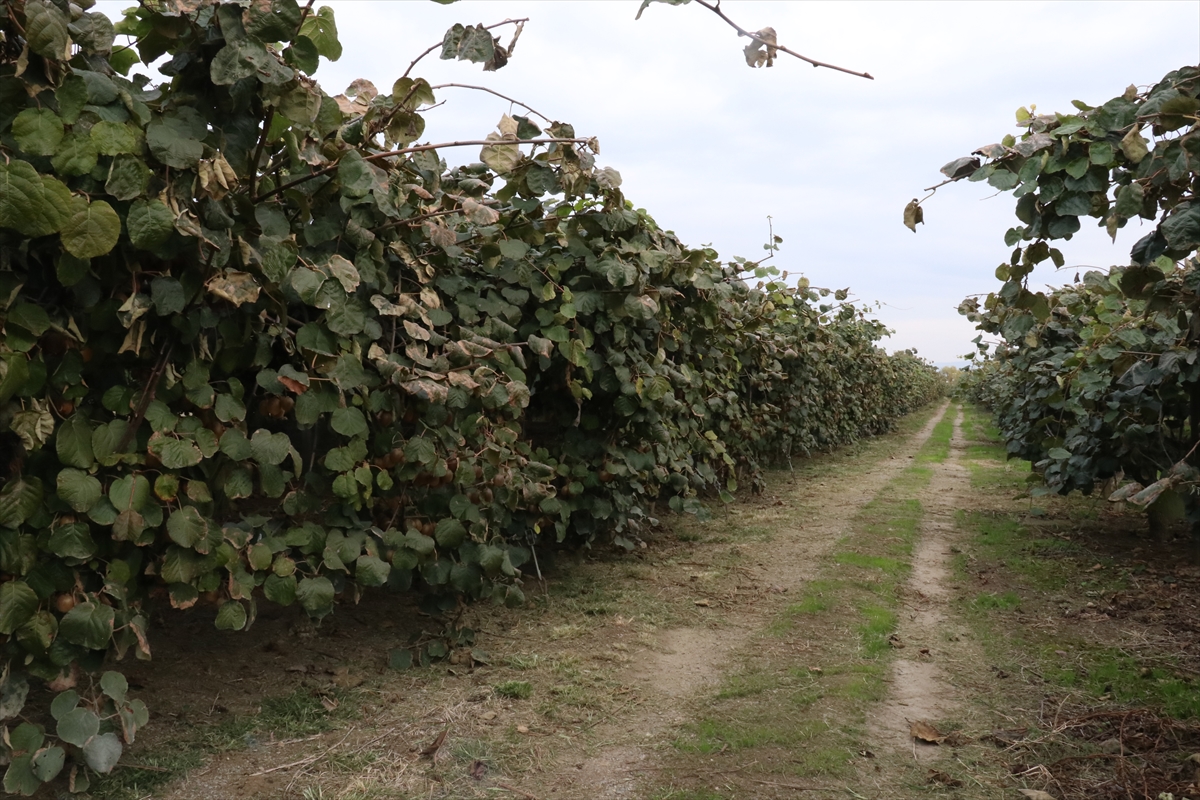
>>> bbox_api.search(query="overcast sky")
[100,1,1200,364]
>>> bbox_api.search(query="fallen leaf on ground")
[693,599,710,607]
[516,725,530,734]
[1017,791,1057,800]
[470,759,488,780]
[910,719,944,743]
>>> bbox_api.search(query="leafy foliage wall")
[930,67,1200,522]
[0,0,941,791]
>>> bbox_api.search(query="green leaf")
[0,160,71,238]
[210,38,294,86]
[25,0,70,59]
[55,413,94,468]
[50,131,99,176]
[58,602,115,650]
[440,23,495,64]
[388,648,413,670]
[284,36,320,73]
[213,393,246,424]
[214,600,247,631]
[166,506,206,549]
[219,428,252,461]
[108,474,150,512]
[499,239,529,260]
[57,707,100,747]
[8,303,51,336]
[47,522,96,559]
[0,581,38,635]
[105,154,152,201]
[12,108,65,156]
[299,6,342,61]
[61,197,121,259]
[354,554,391,587]
[158,438,204,469]
[90,121,141,155]
[111,509,146,542]
[50,691,79,721]
[99,671,128,703]
[330,407,368,437]
[223,467,253,499]
[128,199,176,251]
[150,276,186,315]
[480,133,521,175]
[1047,447,1072,460]
[296,576,335,618]
[56,468,102,513]
[109,45,140,75]
[9,721,43,753]
[146,112,205,169]
[0,478,44,528]
[250,429,291,465]
[263,573,296,605]
[434,518,467,548]
[82,732,122,774]
[71,11,115,53]
[31,746,65,782]
[3,755,40,796]
[404,436,437,466]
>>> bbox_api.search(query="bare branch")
[401,18,529,80]
[431,83,552,123]
[691,0,873,80]
[254,138,592,203]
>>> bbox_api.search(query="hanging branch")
[401,18,529,80]
[688,0,873,80]
[431,83,552,123]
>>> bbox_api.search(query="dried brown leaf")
[909,719,944,744]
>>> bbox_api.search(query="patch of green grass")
[259,687,355,738]
[835,551,905,575]
[505,653,541,670]
[915,412,956,464]
[1047,647,1200,718]
[972,591,1021,611]
[86,750,208,800]
[494,680,533,699]
[716,671,778,700]
[857,604,898,657]
[677,715,827,753]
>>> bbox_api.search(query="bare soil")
[869,406,976,762]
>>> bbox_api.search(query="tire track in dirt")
[558,403,953,798]
[869,405,983,763]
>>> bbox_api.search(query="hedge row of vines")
[931,67,1200,527]
[0,0,941,791]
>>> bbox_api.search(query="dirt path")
[93,404,957,800]
[546,402,954,797]
[869,406,982,762]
